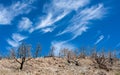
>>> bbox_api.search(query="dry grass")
[0,57,120,75]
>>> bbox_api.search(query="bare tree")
[67,50,76,63]
[78,47,86,59]
[90,47,97,59]
[107,51,114,65]
[107,51,118,65]
[12,43,32,70]
[49,46,55,57]
[92,50,112,71]
[60,48,70,58]
[67,50,75,60]
[10,48,16,59]
[60,48,77,64]
[74,49,79,58]
[35,43,42,58]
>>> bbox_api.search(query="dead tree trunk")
[20,57,25,70]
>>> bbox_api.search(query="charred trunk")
[20,57,25,70]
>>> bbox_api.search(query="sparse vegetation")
[0,43,120,75]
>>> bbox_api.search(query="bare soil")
[0,57,120,75]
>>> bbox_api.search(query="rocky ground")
[0,57,120,75]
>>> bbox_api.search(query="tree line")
[0,42,119,71]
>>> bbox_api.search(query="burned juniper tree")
[35,43,42,58]
[49,46,55,57]
[13,43,32,70]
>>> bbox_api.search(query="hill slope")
[0,57,120,75]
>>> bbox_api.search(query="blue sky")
[0,0,120,56]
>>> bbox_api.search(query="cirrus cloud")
[0,0,35,25]
[57,4,107,40]
[7,33,27,47]
[35,0,90,33]
[18,17,33,33]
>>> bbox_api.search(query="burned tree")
[60,48,77,64]
[35,43,42,58]
[12,43,32,70]
[78,47,86,59]
[107,52,114,65]
[10,48,16,59]
[67,50,76,63]
[92,50,112,71]
[49,46,55,57]
[107,51,118,65]
[60,48,69,58]
[90,47,97,59]
[74,49,79,58]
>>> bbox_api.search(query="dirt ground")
[0,57,120,75]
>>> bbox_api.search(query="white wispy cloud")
[94,35,104,45]
[41,27,55,33]
[0,0,34,25]
[57,4,106,40]
[35,11,68,30]
[35,13,52,29]
[46,0,90,13]
[12,33,27,42]
[35,0,89,32]
[18,17,33,33]
[51,40,76,56]
[7,33,27,47]
[54,0,89,11]
[7,39,19,48]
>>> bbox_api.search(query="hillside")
[0,57,120,75]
